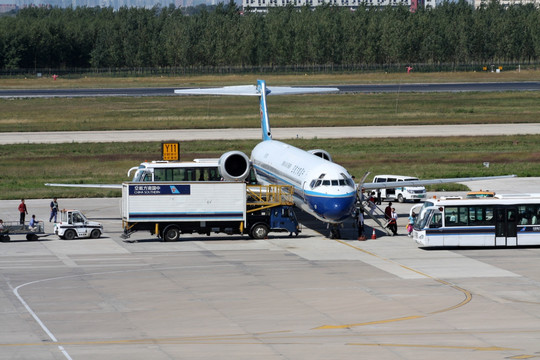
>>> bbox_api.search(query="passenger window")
[445,206,459,226]
[375,177,386,183]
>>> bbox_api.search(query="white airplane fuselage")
[251,139,356,223]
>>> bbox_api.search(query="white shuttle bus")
[128,159,221,182]
[413,197,540,247]
[372,175,426,203]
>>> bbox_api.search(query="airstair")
[356,172,392,236]
[358,199,393,236]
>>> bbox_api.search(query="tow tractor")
[54,209,103,240]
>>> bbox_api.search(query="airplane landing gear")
[329,224,341,239]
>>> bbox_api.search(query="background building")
[243,0,426,12]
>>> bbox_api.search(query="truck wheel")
[90,229,101,239]
[26,234,38,241]
[64,229,76,240]
[250,224,269,239]
[397,194,404,203]
[163,225,180,242]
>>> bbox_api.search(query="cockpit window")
[340,173,355,187]
[331,180,338,186]
[322,180,330,186]
[315,180,322,187]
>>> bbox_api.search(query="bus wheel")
[250,224,269,239]
[398,194,404,203]
[163,225,180,242]
[64,230,76,240]
[90,229,101,239]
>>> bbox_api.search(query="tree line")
[1,0,539,70]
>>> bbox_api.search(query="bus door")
[495,207,518,246]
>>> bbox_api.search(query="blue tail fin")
[257,80,272,141]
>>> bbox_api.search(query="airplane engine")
[308,149,332,162]
[218,151,251,182]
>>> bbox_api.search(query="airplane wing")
[361,175,517,190]
[174,85,339,96]
[45,183,122,189]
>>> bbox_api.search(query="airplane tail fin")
[174,81,339,142]
[257,80,272,141]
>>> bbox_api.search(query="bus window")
[430,213,442,228]
[141,173,152,182]
[445,207,458,226]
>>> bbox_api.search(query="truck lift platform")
[246,184,294,213]
[0,221,46,241]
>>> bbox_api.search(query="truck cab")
[247,205,300,239]
[54,210,103,240]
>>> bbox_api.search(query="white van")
[372,175,426,203]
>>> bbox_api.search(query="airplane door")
[495,207,518,246]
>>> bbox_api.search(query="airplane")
[48,79,516,239]
[173,80,516,238]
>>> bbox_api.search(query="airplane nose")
[314,195,356,222]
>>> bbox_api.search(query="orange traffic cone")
[371,228,377,240]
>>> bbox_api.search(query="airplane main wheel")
[250,224,269,239]
[330,226,341,239]
[163,225,180,242]
[90,229,101,239]
[64,229,76,240]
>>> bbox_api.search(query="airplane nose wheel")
[329,224,341,239]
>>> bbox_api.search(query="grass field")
[2,135,539,200]
[1,92,539,132]
[1,72,539,200]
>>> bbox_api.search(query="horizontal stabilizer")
[45,183,122,189]
[174,85,339,96]
[362,175,517,190]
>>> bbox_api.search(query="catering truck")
[121,182,300,241]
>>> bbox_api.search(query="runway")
[1,81,540,98]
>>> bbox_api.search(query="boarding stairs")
[359,199,393,236]
[356,172,392,236]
